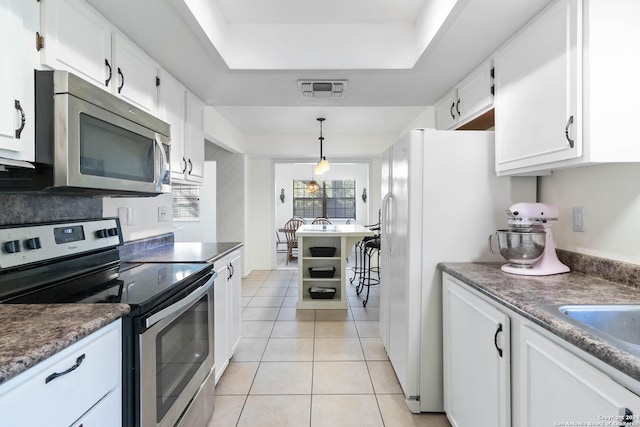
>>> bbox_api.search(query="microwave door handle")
[145,272,216,329]
[155,135,168,180]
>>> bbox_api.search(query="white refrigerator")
[379,128,536,413]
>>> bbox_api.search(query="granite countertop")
[439,262,640,386]
[0,304,130,385]
[123,242,243,264]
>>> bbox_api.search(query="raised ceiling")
[86,0,553,154]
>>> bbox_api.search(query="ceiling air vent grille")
[298,80,347,99]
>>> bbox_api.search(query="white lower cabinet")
[443,274,511,427]
[0,319,122,427]
[214,255,229,384]
[519,325,640,426]
[214,249,242,384]
[228,251,242,356]
[443,272,640,427]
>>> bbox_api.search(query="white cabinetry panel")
[520,325,640,426]
[40,0,112,90]
[494,0,579,173]
[443,275,510,427]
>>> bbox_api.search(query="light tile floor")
[208,267,451,427]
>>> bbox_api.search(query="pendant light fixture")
[315,117,330,175]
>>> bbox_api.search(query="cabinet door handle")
[45,354,86,384]
[14,100,25,139]
[182,157,187,173]
[494,323,503,358]
[117,67,124,93]
[188,159,193,174]
[105,59,112,87]
[230,263,235,278]
[449,102,455,120]
[565,115,575,148]
[456,98,460,116]
[620,407,633,426]
[227,264,232,280]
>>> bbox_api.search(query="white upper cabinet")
[40,0,112,90]
[494,0,640,175]
[111,33,158,114]
[40,0,158,114]
[183,92,205,184]
[157,70,187,178]
[160,78,204,185]
[435,60,494,130]
[0,0,39,162]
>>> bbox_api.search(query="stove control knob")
[107,228,119,237]
[25,237,42,250]
[3,240,21,254]
[96,229,109,238]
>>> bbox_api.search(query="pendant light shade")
[307,180,320,194]
[315,117,330,175]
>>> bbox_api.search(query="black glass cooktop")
[1,260,212,315]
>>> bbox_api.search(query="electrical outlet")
[158,206,168,222]
[572,206,585,232]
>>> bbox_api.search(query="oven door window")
[155,293,210,422]
[79,113,155,182]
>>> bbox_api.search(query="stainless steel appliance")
[490,202,570,276]
[0,218,216,427]
[0,70,170,195]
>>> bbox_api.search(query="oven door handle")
[145,271,217,329]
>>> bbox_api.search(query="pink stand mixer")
[489,202,570,276]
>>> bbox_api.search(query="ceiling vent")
[298,80,347,99]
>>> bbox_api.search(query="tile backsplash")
[0,194,102,225]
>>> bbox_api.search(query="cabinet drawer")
[71,388,122,427]
[0,320,122,427]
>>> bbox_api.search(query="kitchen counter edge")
[122,242,243,264]
[0,304,130,385]
[438,262,640,387]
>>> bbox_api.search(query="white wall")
[203,106,246,153]
[176,162,217,242]
[539,163,640,264]
[246,158,273,271]
[102,193,173,242]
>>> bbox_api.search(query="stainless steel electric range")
[0,218,216,427]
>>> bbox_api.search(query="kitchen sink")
[541,304,640,355]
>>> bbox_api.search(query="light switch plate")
[572,206,585,232]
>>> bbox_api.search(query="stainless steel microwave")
[0,70,171,196]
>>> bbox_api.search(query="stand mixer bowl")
[491,229,546,267]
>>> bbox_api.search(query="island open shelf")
[295,224,375,309]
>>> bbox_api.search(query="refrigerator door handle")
[382,192,393,252]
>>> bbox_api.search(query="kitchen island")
[296,224,375,309]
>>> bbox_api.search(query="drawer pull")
[45,354,86,384]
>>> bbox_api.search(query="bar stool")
[349,212,381,285]
[356,236,380,307]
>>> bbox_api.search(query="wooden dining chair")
[283,217,305,264]
[312,217,331,225]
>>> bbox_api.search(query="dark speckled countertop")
[439,261,640,386]
[0,304,130,385]
[123,242,243,264]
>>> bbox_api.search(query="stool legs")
[356,245,380,307]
